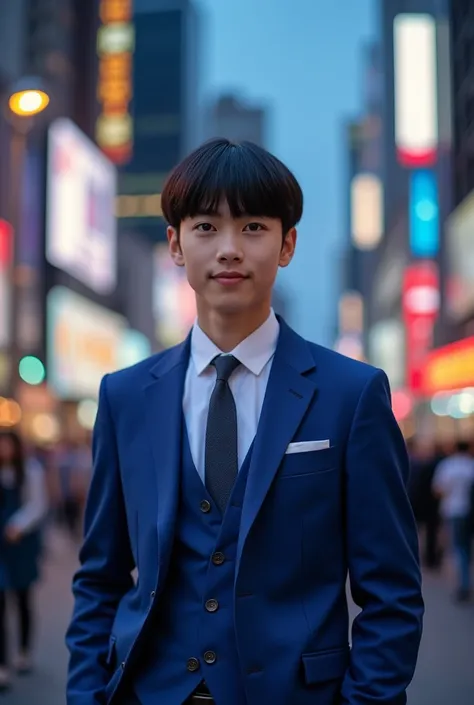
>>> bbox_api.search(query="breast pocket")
[278,446,338,478]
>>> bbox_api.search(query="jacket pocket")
[302,646,349,684]
[278,446,338,478]
[105,635,117,669]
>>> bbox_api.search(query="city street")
[3,529,474,705]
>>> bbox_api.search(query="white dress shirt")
[183,310,280,482]
[433,454,474,519]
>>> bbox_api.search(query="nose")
[216,232,243,263]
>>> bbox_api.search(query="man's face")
[167,200,296,316]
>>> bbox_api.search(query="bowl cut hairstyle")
[161,138,303,236]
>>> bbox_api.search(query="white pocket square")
[285,439,330,454]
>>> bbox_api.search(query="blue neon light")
[409,170,439,257]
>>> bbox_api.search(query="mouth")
[211,272,249,286]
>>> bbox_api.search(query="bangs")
[161,140,303,232]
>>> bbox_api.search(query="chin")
[209,297,252,316]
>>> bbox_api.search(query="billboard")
[422,337,474,396]
[409,170,439,257]
[445,190,474,320]
[46,118,117,294]
[402,262,439,394]
[0,219,12,348]
[47,287,150,399]
[394,14,438,167]
[368,319,405,391]
[153,245,196,347]
[350,173,383,250]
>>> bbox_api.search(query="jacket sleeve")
[66,374,135,705]
[341,369,424,705]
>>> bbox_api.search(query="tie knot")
[212,354,241,382]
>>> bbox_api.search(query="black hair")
[0,430,25,488]
[161,138,303,235]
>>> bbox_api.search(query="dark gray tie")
[205,354,241,513]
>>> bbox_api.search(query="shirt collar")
[190,309,280,377]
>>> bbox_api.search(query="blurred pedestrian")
[0,430,49,690]
[408,437,442,569]
[52,441,89,541]
[433,439,474,603]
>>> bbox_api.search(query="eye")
[194,222,216,232]
[243,222,265,232]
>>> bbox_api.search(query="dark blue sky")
[199,0,375,343]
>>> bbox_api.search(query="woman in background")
[0,430,48,691]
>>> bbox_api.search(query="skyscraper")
[117,0,202,243]
[204,93,268,147]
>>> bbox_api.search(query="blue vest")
[133,420,252,705]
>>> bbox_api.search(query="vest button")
[212,551,225,566]
[187,657,200,672]
[204,651,217,665]
[205,598,219,613]
[200,500,211,513]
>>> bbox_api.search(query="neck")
[196,302,272,352]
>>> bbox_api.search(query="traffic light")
[18,356,45,385]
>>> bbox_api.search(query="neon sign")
[96,0,134,164]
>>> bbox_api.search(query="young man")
[66,139,423,705]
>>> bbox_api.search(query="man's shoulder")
[104,344,183,394]
[303,337,382,390]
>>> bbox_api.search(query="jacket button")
[200,500,211,513]
[187,657,200,672]
[205,598,219,613]
[121,661,125,669]
[212,551,225,566]
[150,590,155,599]
[204,651,217,665]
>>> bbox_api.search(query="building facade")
[117,0,201,243]
[204,93,268,147]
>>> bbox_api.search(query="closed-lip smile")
[212,270,248,284]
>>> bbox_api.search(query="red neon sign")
[402,262,439,394]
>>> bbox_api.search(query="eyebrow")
[190,210,271,221]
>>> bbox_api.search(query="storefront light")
[457,389,474,416]
[430,392,450,417]
[19,356,45,385]
[447,395,466,419]
[31,413,60,443]
[77,399,98,430]
[0,398,22,427]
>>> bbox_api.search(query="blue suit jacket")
[66,319,423,705]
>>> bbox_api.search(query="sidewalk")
[3,529,474,704]
[4,527,78,705]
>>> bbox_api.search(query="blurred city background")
[0,0,474,703]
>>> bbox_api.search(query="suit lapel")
[143,334,190,581]
[236,320,317,577]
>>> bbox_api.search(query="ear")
[167,226,185,267]
[279,227,297,268]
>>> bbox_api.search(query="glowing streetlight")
[8,88,50,117]
[3,77,51,397]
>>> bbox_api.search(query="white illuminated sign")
[394,14,438,167]
[47,287,150,399]
[350,173,383,250]
[46,118,117,294]
[446,190,474,319]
